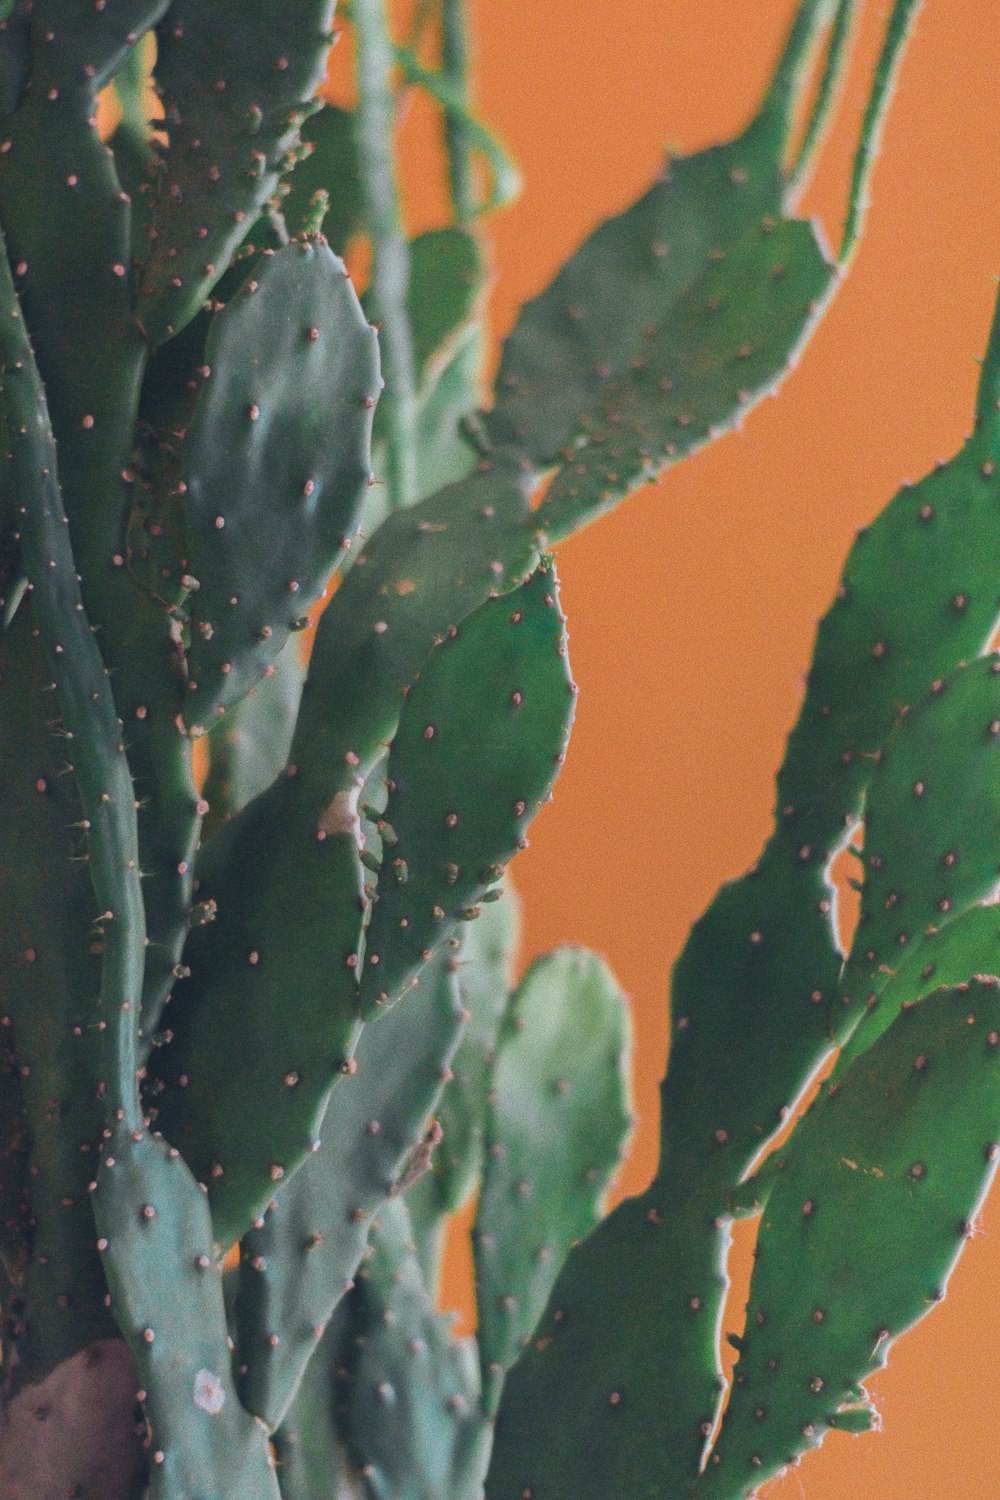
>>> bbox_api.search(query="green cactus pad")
[485,1191,725,1500]
[358,560,574,1014]
[182,238,380,730]
[138,0,337,344]
[235,952,465,1431]
[702,978,1000,1493]
[660,291,1000,1192]
[408,888,519,1288]
[474,947,631,1413]
[343,1197,488,1500]
[838,654,1000,1018]
[94,1128,281,1500]
[294,456,542,791]
[0,613,114,1383]
[147,764,366,1251]
[533,216,832,542]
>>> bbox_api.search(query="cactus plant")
[4,0,999,1496]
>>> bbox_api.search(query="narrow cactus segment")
[485,1192,725,1500]
[139,0,338,345]
[838,655,1000,1021]
[409,889,519,1290]
[358,560,575,1014]
[0,615,115,1385]
[474,947,632,1414]
[146,761,366,1251]
[343,1197,488,1500]
[0,230,145,1133]
[293,456,542,793]
[201,637,307,840]
[94,1129,281,1500]
[353,0,417,509]
[702,978,1000,1493]
[182,237,380,729]
[533,216,832,543]
[235,952,465,1431]
[390,46,520,219]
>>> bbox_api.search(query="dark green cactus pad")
[485,1191,725,1500]
[392,228,483,392]
[358,560,574,1014]
[293,457,542,791]
[147,764,366,1252]
[0,611,114,1383]
[0,233,145,1133]
[182,237,380,730]
[343,1197,488,1500]
[702,978,1000,1494]
[94,1128,281,1500]
[483,0,920,543]
[235,952,465,1431]
[532,216,832,542]
[408,888,519,1286]
[838,655,1000,1015]
[474,947,631,1413]
[138,0,337,345]
[486,128,781,476]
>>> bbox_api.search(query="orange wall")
[401,2,1000,1496]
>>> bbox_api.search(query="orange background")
[390,1,1000,1496]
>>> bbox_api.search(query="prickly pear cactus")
[3,0,987,1497]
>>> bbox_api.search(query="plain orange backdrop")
[369,2,1000,1497]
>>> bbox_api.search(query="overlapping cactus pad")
[3,0,987,1498]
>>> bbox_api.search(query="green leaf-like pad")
[703,979,1000,1493]
[474,947,631,1412]
[183,239,380,730]
[358,561,574,1014]
[95,1129,280,1500]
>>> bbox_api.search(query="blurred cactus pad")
[5,0,1000,1496]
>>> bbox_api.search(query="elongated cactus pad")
[358,561,574,1014]
[182,236,380,729]
[235,953,465,1431]
[703,978,1000,1494]
[95,1129,281,1500]
[343,1198,487,1500]
[474,947,632,1414]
